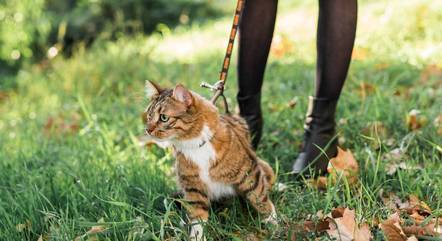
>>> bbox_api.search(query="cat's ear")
[173,84,193,107]
[145,80,162,99]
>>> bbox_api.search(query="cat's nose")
[145,125,155,135]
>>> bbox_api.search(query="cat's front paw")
[263,204,278,225]
[190,222,206,241]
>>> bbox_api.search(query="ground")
[0,0,441,240]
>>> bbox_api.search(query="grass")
[0,0,441,240]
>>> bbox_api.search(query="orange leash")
[201,0,246,114]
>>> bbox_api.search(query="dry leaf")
[327,147,359,185]
[402,195,432,218]
[386,162,421,175]
[87,225,105,234]
[302,219,330,232]
[402,224,436,237]
[380,213,407,241]
[326,208,371,241]
[287,97,298,109]
[406,109,427,131]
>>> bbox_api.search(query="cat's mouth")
[143,130,176,142]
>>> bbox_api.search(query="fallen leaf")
[327,147,359,186]
[287,97,298,109]
[406,109,427,131]
[402,224,436,237]
[386,162,421,175]
[380,213,407,241]
[87,225,105,234]
[302,219,330,232]
[326,208,371,241]
[380,192,410,211]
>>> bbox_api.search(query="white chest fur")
[173,125,235,200]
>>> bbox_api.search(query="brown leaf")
[386,162,421,175]
[326,208,371,241]
[87,225,105,234]
[406,109,427,131]
[402,224,436,237]
[327,147,359,186]
[287,97,298,109]
[405,195,432,216]
[302,220,330,232]
[380,213,407,241]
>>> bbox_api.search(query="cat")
[142,81,277,241]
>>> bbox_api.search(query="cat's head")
[142,81,212,141]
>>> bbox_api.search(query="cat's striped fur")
[142,81,277,240]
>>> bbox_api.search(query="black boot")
[292,96,338,177]
[237,93,263,149]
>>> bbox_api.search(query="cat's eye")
[159,114,169,122]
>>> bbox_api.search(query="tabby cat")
[142,81,277,240]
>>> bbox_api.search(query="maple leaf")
[327,147,359,186]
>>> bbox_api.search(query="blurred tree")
[0,0,220,74]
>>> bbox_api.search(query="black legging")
[238,0,357,100]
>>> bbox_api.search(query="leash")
[201,0,246,114]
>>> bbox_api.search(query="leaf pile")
[380,194,442,240]
[292,207,371,241]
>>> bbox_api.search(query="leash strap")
[201,0,246,113]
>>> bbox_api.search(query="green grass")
[1,0,441,240]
